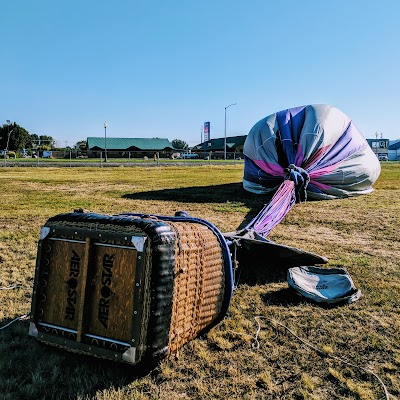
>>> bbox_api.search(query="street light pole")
[6,120,10,151]
[5,120,13,152]
[104,121,108,162]
[224,103,237,160]
[6,129,13,152]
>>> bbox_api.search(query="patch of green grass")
[0,164,399,399]
[213,200,249,213]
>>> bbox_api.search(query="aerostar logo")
[98,253,114,328]
[65,250,80,321]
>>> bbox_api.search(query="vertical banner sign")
[204,122,210,142]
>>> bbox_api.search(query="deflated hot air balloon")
[244,104,380,199]
[239,104,381,238]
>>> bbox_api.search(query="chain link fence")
[1,150,244,167]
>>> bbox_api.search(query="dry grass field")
[0,164,399,400]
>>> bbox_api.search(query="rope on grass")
[0,284,32,290]
[0,313,31,331]
[252,316,389,400]
[0,284,22,290]
[0,284,33,290]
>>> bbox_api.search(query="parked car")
[378,154,388,161]
[42,151,53,158]
[179,153,199,159]
[0,150,16,158]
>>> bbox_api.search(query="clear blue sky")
[2,0,399,147]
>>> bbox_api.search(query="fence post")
[70,150,72,167]
[100,151,103,168]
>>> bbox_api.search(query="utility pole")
[224,103,237,160]
[5,120,13,153]
[104,121,108,162]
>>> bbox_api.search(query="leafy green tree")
[172,139,189,150]
[12,124,31,150]
[0,123,30,150]
[0,124,10,149]
[29,134,55,149]
[39,135,55,149]
[0,123,56,151]
[74,140,87,150]
[29,133,40,149]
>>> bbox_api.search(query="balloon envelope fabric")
[243,104,381,200]
[241,104,381,238]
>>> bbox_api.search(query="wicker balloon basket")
[29,211,233,365]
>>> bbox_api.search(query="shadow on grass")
[260,287,304,306]
[0,319,160,400]
[122,182,270,230]
[122,183,326,287]
[260,288,354,309]
[234,260,290,286]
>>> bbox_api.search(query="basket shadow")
[234,258,290,286]
[122,183,327,286]
[260,287,304,306]
[122,183,270,230]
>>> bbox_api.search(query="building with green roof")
[192,135,246,159]
[87,137,176,158]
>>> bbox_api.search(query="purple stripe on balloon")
[289,106,306,143]
[303,144,332,170]
[246,180,296,237]
[276,106,306,165]
[307,122,367,173]
[306,183,324,194]
[310,180,332,191]
[294,143,304,167]
[254,160,285,176]
[309,164,338,179]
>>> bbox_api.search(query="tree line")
[0,122,87,152]
[0,122,57,152]
[0,122,190,154]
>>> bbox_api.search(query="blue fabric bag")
[287,266,361,304]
